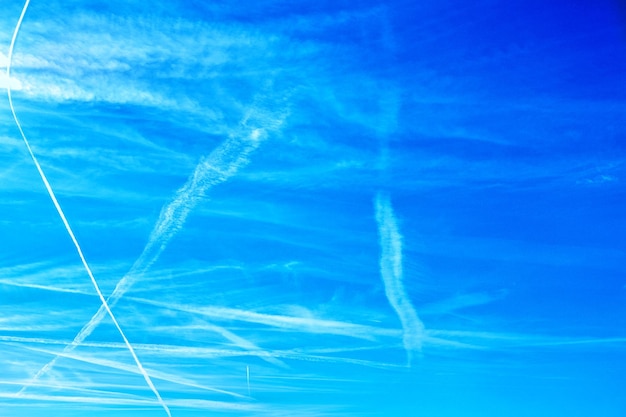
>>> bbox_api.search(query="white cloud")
[374,192,425,365]
[0,52,21,90]
[0,71,23,91]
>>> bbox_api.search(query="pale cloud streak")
[0,392,259,412]
[10,342,247,399]
[5,11,290,122]
[131,297,402,341]
[1,333,401,371]
[374,192,425,365]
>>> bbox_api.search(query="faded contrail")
[16,342,246,399]
[7,1,171,415]
[130,296,402,340]
[374,192,425,365]
[19,102,286,391]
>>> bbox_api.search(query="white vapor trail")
[13,343,246,399]
[7,2,171,415]
[246,365,251,397]
[202,321,287,368]
[19,97,287,392]
[374,192,425,365]
[65,122,267,345]
[130,297,402,340]
[0,392,259,412]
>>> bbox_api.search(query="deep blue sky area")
[1,0,625,416]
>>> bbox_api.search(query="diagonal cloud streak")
[374,192,425,365]
[12,343,247,399]
[18,98,288,393]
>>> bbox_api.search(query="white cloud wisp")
[374,192,425,365]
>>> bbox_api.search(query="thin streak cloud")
[131,297,402,340]
[11,343,246,399]
[374,192,425,364]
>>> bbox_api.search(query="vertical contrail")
[246,365,252,397]
[7,1,171,415]
[246,365,251,397]
[374,192,425,365]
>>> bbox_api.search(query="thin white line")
[6,1,171,415]
[246,365,251,397]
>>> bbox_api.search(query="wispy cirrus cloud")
[3,1,625,416]
[374,192,425,364]
[131,297,401,341]
[0,392,260,412]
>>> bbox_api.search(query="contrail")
[19,100,287,392]
[130,296,402,340]
[246,365,251,397]
[15,343,247,399]
[2,391,261,412]
[374,192,425,365]
[7,2,171,415]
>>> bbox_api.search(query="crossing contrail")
[65,125,266,351]
[18,97,287,392]
[7,1,171,415]
[374,192,425,365]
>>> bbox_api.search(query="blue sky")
[1,0,626,416]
